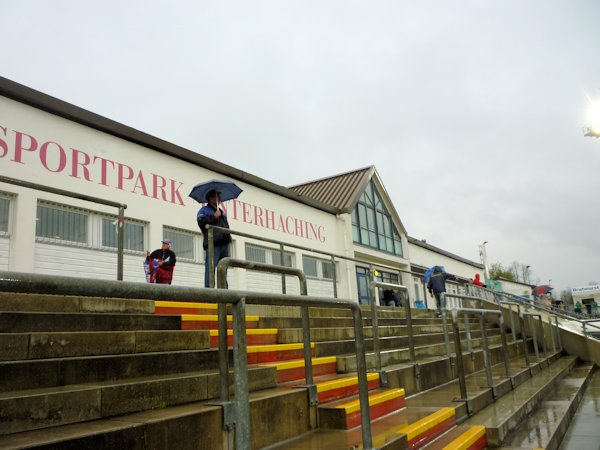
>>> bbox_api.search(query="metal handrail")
[450,307,511,412]
[0,270,375,449]
[0,175,127,280]
[370,280,413,371]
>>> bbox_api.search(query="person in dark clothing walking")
[197,190,232,287]
[427,266,455,316]
[146,239,176,284]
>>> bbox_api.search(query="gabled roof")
[407,236,484,269]
[289,166,374,214]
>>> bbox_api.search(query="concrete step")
[0,366,277,436]
[0,330,210,362]
[259,356,338,383]
[0,311,181,333]
[336,333,518,373]
[498,362,594,449]
[313,328,504,358]
[0,386,310,450]
[247,343,315,364]
[208,328,278,347]
[154,300,219,315]
[259,316,485,329]
[277,322,496,343]
[318,388,406,429]
[463,355,578,446]
[246,304,438,319]
[0,349,225,392]
[315,372,381,403]
[180,314,260,330]
[422,425,487,450]
[0,292,153,314]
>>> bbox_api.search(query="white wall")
[0,237,9,270]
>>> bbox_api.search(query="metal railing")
[0,175,127,280]
[450,307,512,412]
[0,270,375,450]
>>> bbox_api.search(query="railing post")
[555,316,562,352]
[405,287,416,363]
[117,206,125,281]
[519,311,531,368]
[232,297,251,450]
[208,227,215,288]
[369,268,382,372]
[479,313,495,395]
[499,315,512,380]
[298,275,315,407]
[331,255,338,299]
[351,306,373,449]
[441,293,452,359]
[538,316,548,360]
[464,308,473,354]
[216,257,230,404]
[279,243,286,295]
[549,315,556,354]
[451,309,469,411]
[508,305,516,341]
[530,316,541,364]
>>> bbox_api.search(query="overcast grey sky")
[2,1,599,291]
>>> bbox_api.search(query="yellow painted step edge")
[181,314,259,322]
[442,425,486,450]
[316,372,380,393]
[209,329,278,336]
[259,356,337,370]
[399,407,455,441]
[335,388,406,414]
[247,343,315,353]
[155,301,218,309]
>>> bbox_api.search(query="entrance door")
[356,267,370,305]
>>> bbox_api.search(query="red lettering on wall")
[0,126,8,158]
[70,148,92,181]
[132,171,149,196]
[12,131,37,164]
[265,209,275,230]
[170,179,185,206]
[40,141,67,173]
[317,226,325,243]
[277,216,287,233]
[242,201,253,224]
[286,217,294,235]
[253,205,265,227]
[151,173,168,201]
[117,163,134,190]
[93,156,115,186]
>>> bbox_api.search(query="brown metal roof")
[289,166,375,213]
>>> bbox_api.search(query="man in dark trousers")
[197,190,232,287]
[146,239,176,284]
[427,266,455,316]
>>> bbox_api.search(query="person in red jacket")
[146,239,177,284]
[472,273,486,287]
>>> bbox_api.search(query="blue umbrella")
[188,179,243,203]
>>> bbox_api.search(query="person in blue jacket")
[197,190,232,287]
[427,266,456,316]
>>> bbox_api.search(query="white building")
[0,76,527,306]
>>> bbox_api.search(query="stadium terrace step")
[154,300,219,315]
[208,328,278,347]
[315,372,380,403]
[0,330,210,362]
[259,316,484,329]
[462,355,578,446]
[259,356,337,383]
[0,366,277,436]
[425,425,487,450]
[399,407,457,449]
[319,388,406,429]
[0,292,154,314]
[247,343,315,364]
[277,322,489,343]
[0,386,310,450]
[498,362,594,449]
[180,314,259,330]
[0,312,181,333]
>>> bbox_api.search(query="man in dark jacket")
[197,190,232,287]
[427,266,455,316]
[146,239,176,284]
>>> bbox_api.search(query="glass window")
[351,180,404,257]
[0,197,9,233]
[322,261,334,280]
[102,218,145,251]
[164,228,197,261]
[245,244,267,264]
[36,203,87,244]
[302,256,318,277]
[271,250,294,267]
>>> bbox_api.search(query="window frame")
[302,255,336,281]
[245,243,295,268]
[35,201,91,247]
[0,192,13,237]
[163,226,203,263]
[100,216,147,253]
